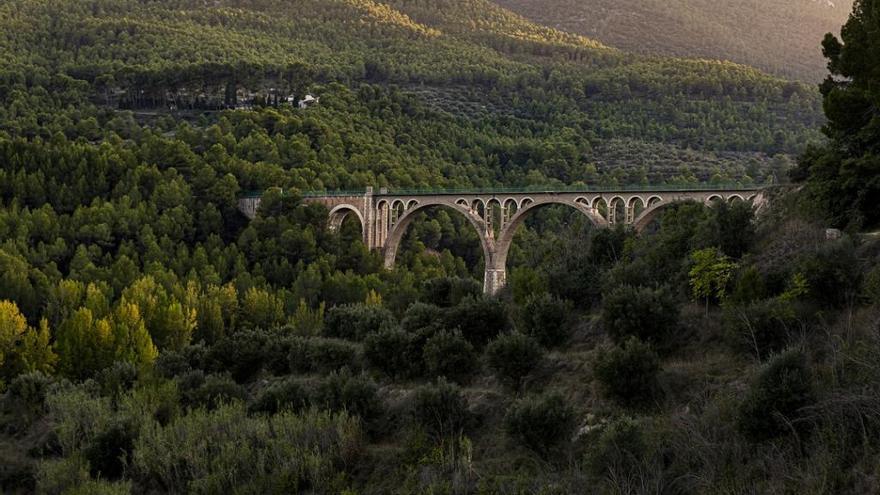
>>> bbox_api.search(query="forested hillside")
[495,0,853,82]
[0,0,823,188]
[4,0,880,493]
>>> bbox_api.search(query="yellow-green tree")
[122,277,196,351]
[0,301,57,385]
[689,247,737,314]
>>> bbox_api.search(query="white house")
[297,94,320,109]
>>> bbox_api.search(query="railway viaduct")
[239,185,766,295]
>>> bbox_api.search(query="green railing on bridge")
[240,183,766,199]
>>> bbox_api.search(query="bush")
[364,327,419,378]
[84,421,137,480]
[421,277,482,307]
[400,302,444,333]
[313,371,381,421]
[444,297,509,348]
[584,417,646,477]
[6,371,53,410]
[422,330,478,383]
[738,350,816,441]
[249,379,310,415]
[864,264,880,304]
[183,374,247,409]
[593,337,661,408]
[723,298,800,359]
[411,379,470,439]
[518,293,572,348]
[485,333,543,389]
[96,362,138,397]
[323,304,396,341]
[601,285,679,346]
[205,330,271,382]
[132,403,360,494]
[504,392,575,455]
[796,237,861,308]
[288,337,360,373]
[154,351,191,379]
[263,336,294,375]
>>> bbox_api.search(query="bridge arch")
[381,201,491,273]
[488,198,609,291]
[328,204,366,233]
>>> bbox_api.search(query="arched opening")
[383,203,488,285]
[628,197,646,223]
[729,194,745,203]
[609,196,626,225]
[495,200,606,299]
[487,198,503,239]
[328,204,365,234]
[594,197,609,222]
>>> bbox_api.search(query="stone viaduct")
[239,185,766,295]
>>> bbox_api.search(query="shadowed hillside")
[495,0,853,81]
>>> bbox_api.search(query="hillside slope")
[0,0,823,187]
[494,0,853,81]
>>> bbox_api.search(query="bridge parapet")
[239,185,766,294]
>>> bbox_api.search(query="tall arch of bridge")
[239,187,767,295]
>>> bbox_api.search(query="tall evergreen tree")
[795,0,880,228]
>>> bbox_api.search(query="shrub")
[796,238,861,308]
[183,374,247,410]
[421,277,482,307]
[401,302,444,333]
[84,421,137,480]
[584,417,646,477]
[132,403,360,494]
[738,350,816,441]
[288,337,361,373]
[6,371,54,410]
[422,330,478,384]
[601,285,679,346]
[411,379,470,439]
[485,333,543,389]
[204,329,270,382]
[323,304,396,341]
[723,298,800,359]
[593,337,661,408]
[263,336,294,375]
[249,379,310,415]
[863,264,880,304]
[504,392,575,455]
[313,371,381,421]
[363,327,419,378]
[154,350,190,379]
[519,293,572,348]
[444,297,509,348]
[96,362,138,397]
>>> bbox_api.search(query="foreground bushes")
[601,285,679,346]
[738,349,816,441]
[518,293,572,348]
[411,379,470,440]
[422,330,477,383]
[323,304,395,341]
[593,337,661,408]
[133,403,361,494]
[288,337,361,373]
[504,392,575,455]
[485,332,543,389]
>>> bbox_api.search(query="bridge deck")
[240,183,764,199]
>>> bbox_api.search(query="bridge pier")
[239,186,766,296]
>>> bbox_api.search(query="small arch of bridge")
[328,204,365,233]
